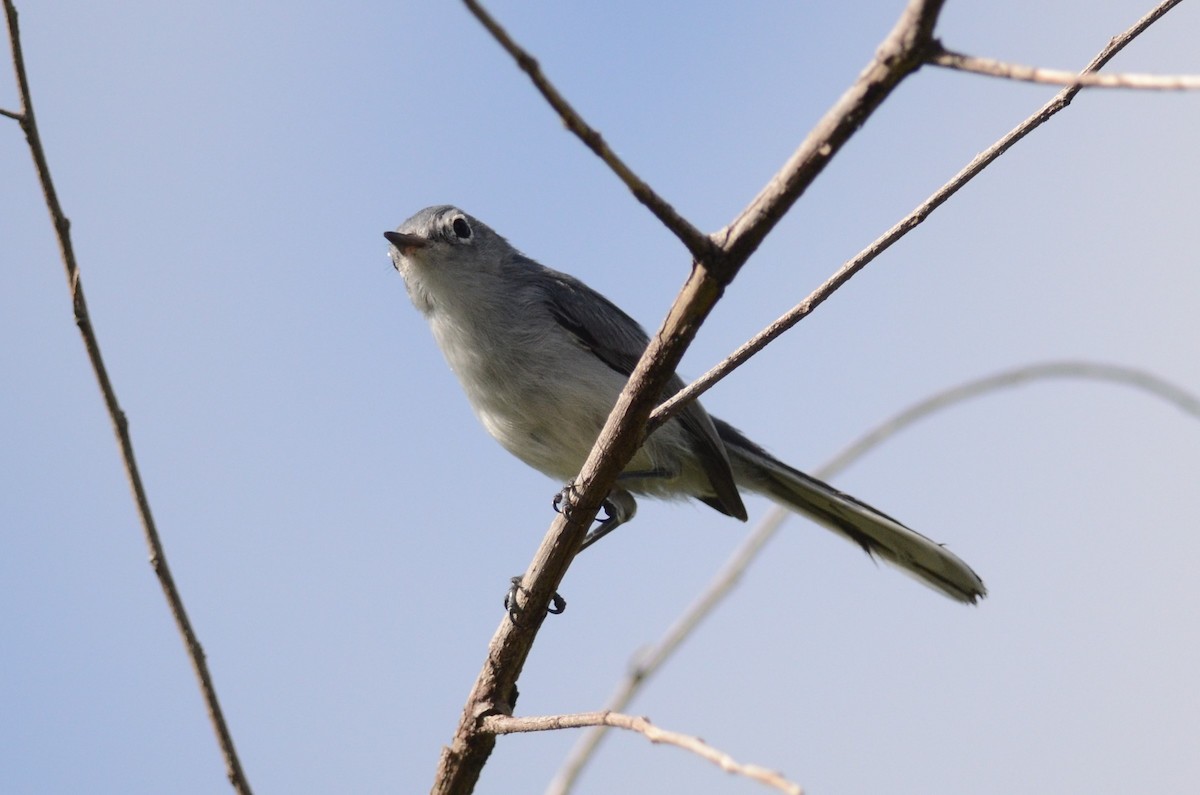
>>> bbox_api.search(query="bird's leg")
[504,477,612,622]
[579,489,638,551]
[523,470,662,617]
[552,476,652,553]
[572,465,681,551]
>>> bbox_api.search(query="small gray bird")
[385,205,986,603]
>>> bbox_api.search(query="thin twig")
[2,3,252,793]
[551,359,1200,794]
[486,712,802,795]
[0,104,21,119]
[460,0,713,262]
[649,0,1184,432]
[434,3,951,793]
[930,45,1200,89]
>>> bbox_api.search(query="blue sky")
[3,2,1198,793]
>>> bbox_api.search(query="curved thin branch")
[819,361,1200,473]
[551,360,1200,794]
[2,2,252,793]
[486,712,802,795]
[930,45,1200,89]
[650,0,1184,432]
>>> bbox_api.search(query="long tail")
[714,419,986,603]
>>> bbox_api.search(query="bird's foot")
[504,575,567,626]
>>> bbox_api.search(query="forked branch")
[650,0,1185,432]
[434,2,951,793]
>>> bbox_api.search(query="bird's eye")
[451,217,472,240]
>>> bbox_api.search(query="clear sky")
[3,1,1198,793]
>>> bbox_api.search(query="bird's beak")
[384,231,428,253]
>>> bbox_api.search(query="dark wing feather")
[535,265,746,520]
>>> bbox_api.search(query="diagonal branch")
[710,0,948,276]
[550,360,1200,794]
[460,0,713,262]
[486,712,802,795]
[2,2,252,793]
[929,44,1200,89]
[435,2,952,793]
[649,0,1184,432]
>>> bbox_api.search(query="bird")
[385,205,985,603]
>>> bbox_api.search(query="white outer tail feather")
[719,426,986,603]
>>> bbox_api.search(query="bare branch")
[486,712,802,795]
[546,510,790,795]
[930,45,1200,89]
[650,0,1185,432]
[460,0,712,261]
[435,4,953,792]
[555,360,1200,794]
[2,2,253,792]
[819,361,1200,475]
[0,104,21,119]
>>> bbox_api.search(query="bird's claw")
[552,481,581,518]
[504,576,524,619]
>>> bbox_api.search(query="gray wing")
[532,262,747,520]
